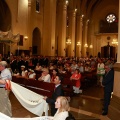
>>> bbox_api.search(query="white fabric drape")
[11,82,49,117]
[0,112,51,120]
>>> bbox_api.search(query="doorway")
[32,27,41,55]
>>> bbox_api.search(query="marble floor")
[9,84,110,120]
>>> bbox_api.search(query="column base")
[108,95,120,119]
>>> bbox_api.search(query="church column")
[42,0,56,56]
[108,0,120,119]
[82,20,89,57]
[28,0,32,54]
[57,0,68,56]
[68,9,77,57]
[76,15,83,57]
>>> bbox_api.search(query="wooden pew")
[12,76,55,97]
[12,76,26,86]
[24,79,55,97]
[61,78,74,96]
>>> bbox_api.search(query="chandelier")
[66,38,71,45]
[77,42,81,46]
[84,43,88,47]
[112,38,118,45]
[89,44,93,48]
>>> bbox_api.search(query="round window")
[106,14,116,23]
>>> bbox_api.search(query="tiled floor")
[9,84,110,120]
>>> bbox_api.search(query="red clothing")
[71,73,81,87]
[51,75,56,82]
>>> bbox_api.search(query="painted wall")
[5,0,44,55]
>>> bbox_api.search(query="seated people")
[16,65,28,78]
[70,69,81,94]
[64,63,71,72]
[13,69,20,76]
[84,64,91,72]
[58,65,66,74]
[51,69,58,83]
[70,60,78,74]
[28,69,36,80]
[77,62,84,73]
[38,68,51,82]
[49,62,54,70]
[35,62,42,71]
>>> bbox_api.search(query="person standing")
[0,61,12,117]
[102,63,114,115]
[44,75,64,116]
[97,59,105,86]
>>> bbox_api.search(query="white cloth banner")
[0,112,51,120]
[11,82,49,117]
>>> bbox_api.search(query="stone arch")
[0,0,12,57]
[0,0,11,31]
[32,27,41,55]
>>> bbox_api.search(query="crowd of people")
[0,54,116,119]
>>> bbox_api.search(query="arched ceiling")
[66,0,118,20]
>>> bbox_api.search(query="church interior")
[0,0,120,120]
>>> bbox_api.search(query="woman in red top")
[70,69,81,94]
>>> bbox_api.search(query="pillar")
[76,15,83,57]
[28,0,32,51]
[68,9,77,57]
[83,20,89,57]
[57,0,68,56]
[108,0,120,119]
[42,0,56,56]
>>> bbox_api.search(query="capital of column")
[58,0,68,11]
[86,19,89,26]
[63,3,67,11]
[68,10,76,17]
[28,0,31,7]
[80,17,83,22]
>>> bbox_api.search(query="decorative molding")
[108,95,120,119]
[28,0,31,7]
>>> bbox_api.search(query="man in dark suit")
[102,63,114,115]
[44,75,64,116]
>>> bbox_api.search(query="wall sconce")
[24,36,28,40]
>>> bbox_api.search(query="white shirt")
[21,70,28,77]
[29,73,36,79]
[43,74,51,83]
[97,63,104,69]
[35,66,42,71]
[0,68,12,87]
[53,111,68,120]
